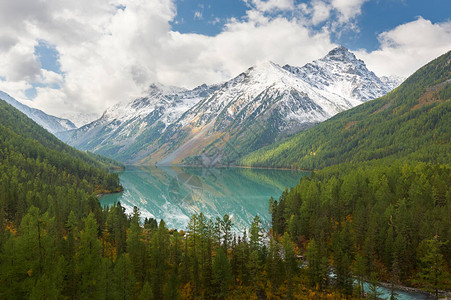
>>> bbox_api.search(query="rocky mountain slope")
[60,46,402,165]
[0,90,77,134]
[240,50,450,169]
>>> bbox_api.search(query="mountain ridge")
[0,90,77,134]
[239,50,451,169]
[59,46,403,165]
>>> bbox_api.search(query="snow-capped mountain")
[0,90,77,134]
[60,46,403,165]
[282,46,402,103]
[60,83,219,163]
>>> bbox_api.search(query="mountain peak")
[246,61,286,77]
[325,46,357,62]
[147,82,186,96]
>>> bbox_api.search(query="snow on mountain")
[0,90,77,134]
[62,46,403,165]
[283,46,398,106]
[380,75,405,91]
[60,112,100,128]
[59,83,218,163]
[155,46,402,165]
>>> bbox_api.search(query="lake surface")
[101,166,434,300]
[100,166,308,231]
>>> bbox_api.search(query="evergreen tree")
[150,220,170,299]
[332,222,353,298]
[112,254,135,300]
[212,247,232,299]
[354,253,367,298]
[138,281,153,300]
[76,213,103,299]
[127,206,146,290]
[417,235,450,297]
[306,239,328,292]
[249,215,263,253]
[220,214,232,251]
[164,273,179,300]
[282,232,296,299]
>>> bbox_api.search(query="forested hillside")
[270,162,450,298]
[0,100,123,298]
[240,50,451,169]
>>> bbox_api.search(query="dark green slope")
[0,99,122,223]
[240,51,451,169]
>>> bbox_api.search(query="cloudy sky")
[0,0,450,120]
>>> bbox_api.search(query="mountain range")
[59,46,402,165]
[0,90,77,134]
[240,50,451,169]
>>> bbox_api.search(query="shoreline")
[124,163,312,172]
[96,188,124,199]
[377,281,451,299]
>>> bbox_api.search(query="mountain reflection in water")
[100,166,308,231]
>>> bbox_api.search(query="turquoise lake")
[100,166,308,231]
[100,166,435,300]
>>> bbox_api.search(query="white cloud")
[154,12,334,87]
[330,0,368,22]
[247,0,295,12]
[296,0,366,29]
[0,38,41,82]
[0,0,335,117]
[355,17,451,78]
[0,0,449,119]
[311,0,331,26]
[0,0,176,116]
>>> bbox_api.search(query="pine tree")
[164,273,179,300]
[127,206,146,290]
[187,214,200,295]
[112,254,135,300]
[417,235,450,297]
[332,222,353,298]
[150,219,170,299]
[138,281,153,300]
[282,232,296,299]
[249,215,263,253]
[29,256,66,300]
[221,214,232,251]
[212,247,232,299]
[306,239,329,292]
[76,212,103,299]
[354,253,367,299]
[266,237,284,296]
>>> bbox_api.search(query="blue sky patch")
[170,0,451,52]
[34,40,61,73]
[171,0,249,36]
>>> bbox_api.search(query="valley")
[59,46,402,166]
[1,0,450,297]
[0,47,449,300]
